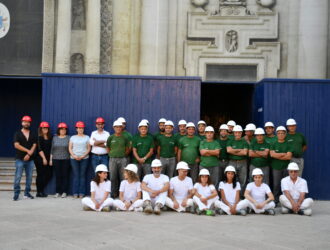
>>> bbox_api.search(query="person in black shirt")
[13,116,37,201]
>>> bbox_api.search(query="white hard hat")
[244,123,256,131]
[252,168,264,176]
[287,162,299,171]
[138,121,148,128]
[286,118,297,126]
[254,128,265,135]
[205,126,214,132]
[117,117,126,123]
[125,164,138,174]
[95,164,108,173]
[186,122,196,128]
[197,120,206,126]
[151,159,162,167]
[158,118,166,123]
[233,125,243,132]
[224,165,236,173]
[164,120,174,127]
[178,120,187,126]
[141,119,149,125]
[227,120,236,126]
[176,161,190,170]
[264,121,275,128]
[199,169,210,176]
[113,120,123,127]
[276,126,287,132]
[219,124,229,130]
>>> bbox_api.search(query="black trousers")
[53,159,70,194]
[34,159,53,193]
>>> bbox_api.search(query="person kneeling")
[165,161,194,213]
[280,162,313,216]
[82,164,113,212]
[238,168,275,215]
[113,164,143,212]
[141,159,169,215]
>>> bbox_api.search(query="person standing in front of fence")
[217,124,230,182]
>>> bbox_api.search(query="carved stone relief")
[100,0,112,74]
[72,0,86,30]
[70,53,85,73]
[226,30,238,52]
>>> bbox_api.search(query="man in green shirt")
[270,126,293,203]
[158,120,177,178]
[249,128,270,184]
[178,122,201,183]
[174,120,187,142]
[106,120,130,197]
[286,118,307,177]
[199,126,220,187]
[153,118,166,142]
[117,117,133,162]
[197,120,206,140]
[264,121,277,145]
[227,120,236,140]
[244,123,256,145]
[132,121,154,179]
[217,124,230,182]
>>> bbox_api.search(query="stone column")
[166,0,178,76]
[139,0,169,75]
[55,0,72,73]
[297,0,329,78]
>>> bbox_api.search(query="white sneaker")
[54,193,60,198]
[61,193,67,198]
[281,207,289,214]
[134,207,143,212]
[303,208,312,216]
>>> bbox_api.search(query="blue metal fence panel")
[254,78,330,200]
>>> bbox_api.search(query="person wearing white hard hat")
[279,162,313,216]
[174,120,187,142]
[117,117,133,164]
[82,164,113,212]
[286,118,307,177]
[270,126,293,204]
[132,121,154,179]
[158,120,177,178]
[178,122,201,183]
[214,166,246,215]
[244,123,256,145]
[199,126,221,188]
[217,124,230,182]
[153,118,167,143]
[141,159,170,215]
[248,128,271,185]
[227,125,249,196]
[106,120,130,198]
[226,120,236,140]
[165,161,194,213]
[192,169,219,216]
[264,121,277,145]
[197,120,207,140]
[113,164,143,211]
[238,168,275,215]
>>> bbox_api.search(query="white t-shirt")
[193,183,216,198]
[90,130,110,155]
[90,180,111,202]
[142,174,169,191]
[281,176,308,201]
[170,176,193,201]
[246,182,272,203]
[119,180,141,201]
[219,181,241,206]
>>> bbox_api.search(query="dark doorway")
[201,82,255,130]
[0,77,42,157]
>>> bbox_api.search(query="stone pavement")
[0,191,329,250]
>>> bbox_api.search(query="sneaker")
[101,207,110,212]
[265,209,275,215]
[54,193,60,198]
[134,207,143,212]
[143,201,153,214]
[238,209,247,216]
[298,208,312,216]
[36,192,43,198]
[41,193,48,198]
[188,204,195,214]
[216,208,225,215]
[61,193,67,198]
[195,207,202,215]
[154,203,162,215]
[206,209,215,216]
[83,206,92,211]
[24,193,34,199]
[13,194,19,201]
[281,207,290,214]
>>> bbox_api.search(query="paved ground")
[1,191,329,250]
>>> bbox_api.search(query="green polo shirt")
[158,134,177,158]
[250,140,270,167]
[227,138,249,160]
[228,134,235,141]
[270,140,293,170]
[178,136,201,165]
[122,130,133,147]
[217,138,229,160]
[198,134,206,140]
[199,140,220,167]
[174,133,186,143]
[106,134,129,158]
[132,134,154,164]
[286,132,307,158]
[265,135,277,145]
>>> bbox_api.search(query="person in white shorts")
[192,169,219,216]
[280,162,313,216]
[214,166,246,215]
[81,164,113,212]
[141,159,170,215]
[113,164,143,212]
[165,161,194,213]
[238,168,276,215]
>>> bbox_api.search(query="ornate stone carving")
[42,0,55,72]
[256,0,276,8]
[70,53,85,73]
[226,30,238,52]
[191,0,209,9]
[220,0,246,6]
[72,0,86,30]
[100,0,112,74]
[218,0,249,16]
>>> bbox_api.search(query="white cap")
[151,159,162,167]
[141,119,149,125]
[219,124,229,130]
[286,118,297,126]
[224,165,236,173]
[117,117,126,123]
[205,126,214,132]
[287,162,299,171]
[227,120,236,126]
[197,120,206,126]
[176,161,190,170]
[264,121,275,128]
[164,120,174,127]
[113,120,123,127]
[276,126,287,132]
[186,122,196,128]
[125,164,138,174]
[95,164,108,173]
[233,125,243,132]
[244,123,256,131]
[178,120,187,126]
[138,121,148,128]
[158,118,166,123]
[199,169,210,176]
[254,128,265,135]
[252,168,264,176]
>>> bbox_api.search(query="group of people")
[12,115,313,216]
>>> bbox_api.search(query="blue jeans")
[91,154,109,172]
[70,158,89,196]
[14,160,34,196]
